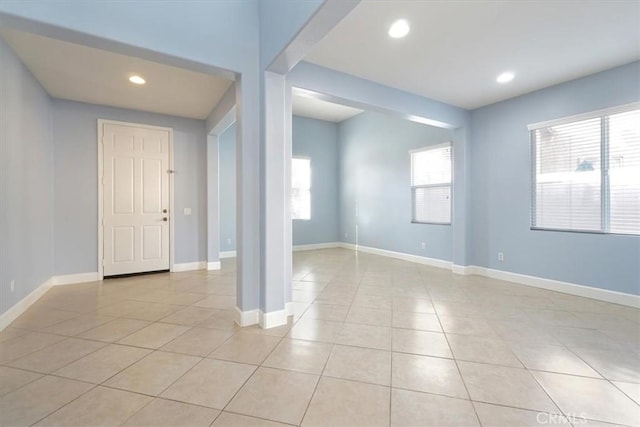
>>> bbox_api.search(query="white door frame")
[97,119,175,279]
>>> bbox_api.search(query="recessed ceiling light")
[129,75,146,85]
[496,72,515,84]
[388,19,410,38]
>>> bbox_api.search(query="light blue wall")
[289,62,470,129]
[292,116,339,245]
[339,112,454,261]
[470,61,640,295]
[0,0,264,313]
[288,62,473,267]
[0,38,53,315]
[219,115,340,251]
[219,124,237,253]
[0,1,258,74]
[258,0,323,69]
[52,99,207,274]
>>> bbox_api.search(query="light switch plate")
[184,208,192,215]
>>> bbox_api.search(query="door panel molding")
[98,119,174,279]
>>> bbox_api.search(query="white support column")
[206,134,220,270]
[452,126,470,270]
[284,81,293,317]
[261,70,289,328]
[235,74,261,326]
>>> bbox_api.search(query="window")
[410,142,452,224]
[292,157,311,220]
[530,104,640,235]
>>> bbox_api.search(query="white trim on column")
[207,262,221,271]
[259,309,288,329]
[285,302,295,316]
[234,306,259,327]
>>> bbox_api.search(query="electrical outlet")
[183,207,192,215]
[421,242,426,249]
[226,238,232,245]
[498,252,504,261]
[344,232,348,239]
[10,280,15,292]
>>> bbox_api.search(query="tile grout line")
[1,250,637,427]
[297,271,363,426]
[429,277,483,427]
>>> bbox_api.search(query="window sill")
[530,227,638,237]
[411,221,451,226]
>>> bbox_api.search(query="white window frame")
[410,142,453,225]
[528,102,640,236]
[291,156,311,221]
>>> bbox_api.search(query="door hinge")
[167,169,175,174]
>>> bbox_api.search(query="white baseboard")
[207,261,221,270]
[52,272,100,285]
[285,302,294,316]
[340,242,452,270]
[259,308,288,329]
[0,278,53,331]
[221,243,339,258]
[293,242,341,252]
[172,261,207,272]
[340,243,638,308]
[234,306,259,327]
[234,302,295,330]
[470,266,639,308]
[220,251,236,259]
[452,264,473,275]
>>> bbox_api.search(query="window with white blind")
[292,157,311,220]
[530,104,640,235]
[410,143,452,224]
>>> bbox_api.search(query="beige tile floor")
[1,248,639,426]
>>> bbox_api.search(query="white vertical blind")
[609,109,640,234]
[414,186,451,224]
[533,117,602,231]
[292,157,311,220]
[531,106,639,235]
[411,143,452,224]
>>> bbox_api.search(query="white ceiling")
[292,93,363,122]
[0,27,358,124]
[306,0,640,109]
[0,29,233,120]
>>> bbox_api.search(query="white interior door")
[102,122,171,276]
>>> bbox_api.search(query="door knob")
[162,217,168,222]
[163,209,168,213]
